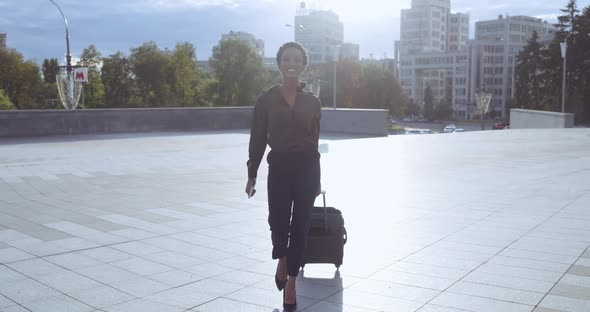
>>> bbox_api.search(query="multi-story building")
[294,2,343,64]
[396,0,469,110]
[396,8,556,120]
[0,33,6,48]
[473,15,556,118]
[221,31,265,58]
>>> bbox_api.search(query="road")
[397,120,499,133]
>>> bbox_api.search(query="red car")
[493,122,509,129]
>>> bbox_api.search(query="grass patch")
[388,124,405,132]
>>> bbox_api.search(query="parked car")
[453,128,465,132]
[443,124,457,133]
[493,122,509,129]
[405,129,422,135]
[420,129,435,134]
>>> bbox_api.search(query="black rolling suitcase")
[301,191,347,269]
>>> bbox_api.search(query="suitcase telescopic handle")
[320,190,328,232]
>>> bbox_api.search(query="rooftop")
[0,129,589,311]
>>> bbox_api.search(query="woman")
[245,42,321,310]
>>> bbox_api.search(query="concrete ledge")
[320,108,389,136]
[0,108,252,138]
[0,107,389,138]
[510,109,574,129]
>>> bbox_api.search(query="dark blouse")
[247,85,321,179]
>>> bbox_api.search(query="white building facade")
[396,7,556,120]
[473,15,556,118]
[396,0,469,112]
[294,2,343,64]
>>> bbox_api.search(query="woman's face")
[279,47,306,80]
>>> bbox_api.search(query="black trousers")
[267,148,320,277]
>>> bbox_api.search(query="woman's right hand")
[245,178,256,197]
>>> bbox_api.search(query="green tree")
[39,58,60,107]
[42,58,60,84]
[0,89,15,110]
[556,0,579,32]
[515,31,543,109]
[339,61,362,108]
[434,84,453,121]
[345,63,407,117]
[198,76,220,107]
[210,39,267,106]
[171,42,201,106]
[405,98,421,117]
[316,60,362,109]
[0,48,44,109]
[263,69,282,90]
[130,41,174,107]
[78,44,105,108]
[510,1,590,122]
[101,52,138,107]
[423,85,434,120]
[533,1,584,115]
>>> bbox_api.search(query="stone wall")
[510,109,575,129]
[0,107,389,137]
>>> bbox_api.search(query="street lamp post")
[49,0,71,75]
[49,0,82,109]
[332,45,340,110]
[467,43,473,120]
[560,39,567,113]
[511,49,517,99]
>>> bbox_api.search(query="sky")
[1,0,589,64]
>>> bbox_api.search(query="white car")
[443,124,456,133]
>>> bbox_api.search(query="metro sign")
[73,67,88,83]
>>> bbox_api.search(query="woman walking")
[245,42,321,311]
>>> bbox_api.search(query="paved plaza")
[0,129,589,312]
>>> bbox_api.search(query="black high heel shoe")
[283,288,297,311]
[275,275,287,291]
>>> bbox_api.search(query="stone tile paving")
[0,129,589,311]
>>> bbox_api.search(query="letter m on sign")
[73,67,88,83]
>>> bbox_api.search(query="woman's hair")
[276,42,308,67]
